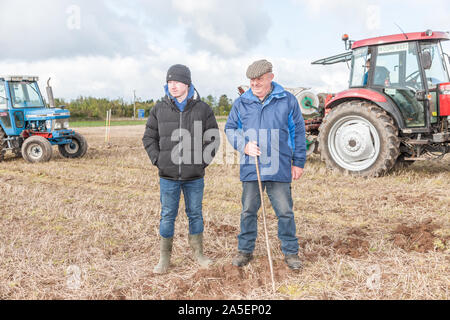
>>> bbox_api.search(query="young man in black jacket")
[143,64,220,273]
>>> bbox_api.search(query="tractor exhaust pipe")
[46,78,56,108]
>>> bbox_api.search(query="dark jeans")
[238,181,298,255]
[159,178,205,238]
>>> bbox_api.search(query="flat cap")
[246,59,273,79]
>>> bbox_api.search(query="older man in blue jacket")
[225,59,306,270]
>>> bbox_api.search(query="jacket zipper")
[168,94,196,181]
[258,100,266,176]
[259,101,263,144]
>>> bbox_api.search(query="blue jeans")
[159,178,205,238]
[238,181,298,255]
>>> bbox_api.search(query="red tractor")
[312,30,450,176]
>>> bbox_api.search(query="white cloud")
[366,5,381,33]
[272,57,349,93]
[2,0,449,103]
[170,0,272,57]
[0,50,349,103]
[195,27,240,56]
[0,0,271,61]
[0,0,150,60]
[299,0,367,14]
[293,0,382,35]
[171,0,215,13]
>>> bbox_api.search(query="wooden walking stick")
[254,155,276,293]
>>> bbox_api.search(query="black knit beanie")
[166,64,191,85]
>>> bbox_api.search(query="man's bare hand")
[245,141,261,157]
[292,166,303,180]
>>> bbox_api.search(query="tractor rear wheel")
[318,101,400,177]
[21,136,53,163]
[58,132,88,159]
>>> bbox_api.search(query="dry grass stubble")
[0,124,449,299]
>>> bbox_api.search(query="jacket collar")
[163,84,199,112]
[241,81,286,106]
[164,83,196,102]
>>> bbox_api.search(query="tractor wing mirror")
[46,78,56,108]
[421,51,432,70]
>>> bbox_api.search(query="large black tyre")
[58,132,88,159]
[21,135,53,163]
[318,101,400,177]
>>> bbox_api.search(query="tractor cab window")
[375,42,424,90]
[420,42,449,89]
[350,47,371,87]
[375,42,426,127]
[0,80,12,128]
[9,82,45,108]
[0,81,7,108]
[420,42,449,124]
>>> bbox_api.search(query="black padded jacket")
[142,91,219,181]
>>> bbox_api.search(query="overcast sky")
[1,0,450,102]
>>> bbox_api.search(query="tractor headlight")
[45,120,52,130]
[53,119,69,130]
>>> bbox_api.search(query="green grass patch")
[71,117,226,127]
[71,120,147,127]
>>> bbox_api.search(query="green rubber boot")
[153,237,173,274]
[188,233,212,268]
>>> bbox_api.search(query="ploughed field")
[0,124,449,299]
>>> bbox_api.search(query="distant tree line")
[202,94,233,116]
[54,97,155,120]
[55,94,233,120]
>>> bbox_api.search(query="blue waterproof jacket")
[225,82,306,182]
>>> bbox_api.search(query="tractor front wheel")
[21,136,53,163]
[318,101,400,177]
[58,132,88,159]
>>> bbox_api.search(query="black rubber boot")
[285,254,302,270]
[232,251,253,267]
[188,233,212,268]
[153,237,173,274]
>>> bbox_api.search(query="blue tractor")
[0,75,87,163]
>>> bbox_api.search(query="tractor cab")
[312,31,450,176]
[349,32,450,129]
[313,31,450,132]
[0,75,87,162]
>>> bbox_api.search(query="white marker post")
[105,109,112,144]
